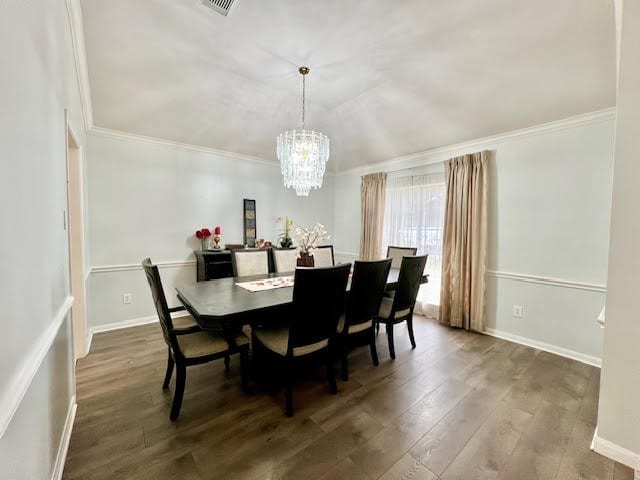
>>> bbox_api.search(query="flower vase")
[297,252,314,267]
[201,238,210,251]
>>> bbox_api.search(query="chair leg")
[327,352,338,394]
[284,359,293,417]
[239,349,249,393]
[407,316,416,349]
[162,351,174,389]
[170,364,186,421]
[340,352,349,381]
[375,320,380,335]
[224,355,231,372]
[386,323,396,359]
[369,330,379,366]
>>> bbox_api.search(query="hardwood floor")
[64,317,633,480]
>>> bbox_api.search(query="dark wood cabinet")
[194,250,233,281]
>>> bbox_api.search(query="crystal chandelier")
[277,66,330,197]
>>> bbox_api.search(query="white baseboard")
[86,313,189,353]
[51,396,77,480]
[484,327,601,367]
[592,431,640,472]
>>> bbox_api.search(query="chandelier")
[277,66,330,197]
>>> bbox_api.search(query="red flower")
[196,228,212,239]
[214,226,221,235]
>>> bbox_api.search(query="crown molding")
[337,107,617,175]
[88,126,282,167]
[65,0,94,131]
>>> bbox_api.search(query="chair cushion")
[173,315,199,331]
[254,327,329,357]
[378,297,411,320]
[177,331,249,359]
[337,314,373,335]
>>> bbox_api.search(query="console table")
[194,250,233,281]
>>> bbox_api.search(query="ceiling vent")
[201,0,235,16]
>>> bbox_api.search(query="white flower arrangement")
[292,223,331,257]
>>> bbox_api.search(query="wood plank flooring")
[63,317,633,480]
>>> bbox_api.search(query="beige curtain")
[360,173,387,260]
[440,151,489,331]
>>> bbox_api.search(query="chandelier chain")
[301,73,306,130]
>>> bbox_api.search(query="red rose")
[196,230,203,239]
[214,226,221,235]
[202,228,211,238]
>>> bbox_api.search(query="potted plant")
[276,216,294,248]
[292,223,330,267]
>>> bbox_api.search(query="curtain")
[360,173,387,260]
[439,151,489,332]
[382,173,446,318]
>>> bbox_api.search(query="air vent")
[201,0,235,16]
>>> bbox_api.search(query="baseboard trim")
[484,327,601,367]
[51,397,77,480]
[592,431,640,471]
[86,313,189,353]
[487,270,606,293]
[0,296,74,439]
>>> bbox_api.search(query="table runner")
[235,275,294,293]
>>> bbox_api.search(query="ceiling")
[81,0,616,171]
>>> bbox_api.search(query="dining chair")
[231,249,270,277]
[375,254,428,359]
[142,258,250,421]
[337,258,392,381]
[312,245,335,267]
[386,246,418,269]
[252,263,351,417]
[273,248,298,273]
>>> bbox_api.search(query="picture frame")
[243,198,256,247]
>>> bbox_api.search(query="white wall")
[85,131,335,329]
[333,113,615,363]
[596,0,640,468]
[0,0,85,478]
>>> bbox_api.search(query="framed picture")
[243,199,256,247]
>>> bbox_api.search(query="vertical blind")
[381,173,446,316]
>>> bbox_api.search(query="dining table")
[175,267,428,331]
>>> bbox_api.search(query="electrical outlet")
[513,305,524,318]
[123,293,133,304]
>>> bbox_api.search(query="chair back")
[386,246,418,269]
[232,249,269,277]
[288,263,350,353]
[142,258,181,355]
[273,248,298,273]
[312,245,335,267]
[392,255,428,312]
[346,259,392,329]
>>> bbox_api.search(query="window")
[382,173,446,317]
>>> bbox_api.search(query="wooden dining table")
[175,268,428,331]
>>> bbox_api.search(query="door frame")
[65,110,89,359]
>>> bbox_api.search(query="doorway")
[66,115,88,359]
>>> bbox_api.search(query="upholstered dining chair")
[375,254,428,359]
[386,246,418,269]
[312,245,335,267]
[273,248,298,273]
[252,263,351,417]
[337,258,392,381]
[142,258,250,421]
[231,249,270,277]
